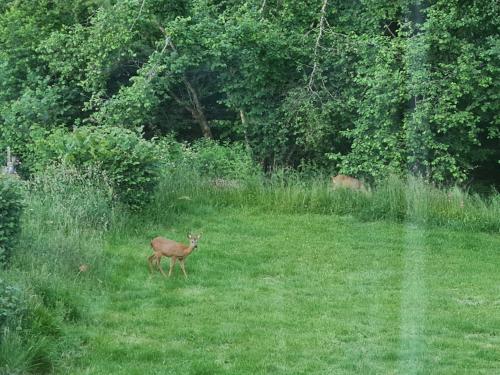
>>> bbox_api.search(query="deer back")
[151,237,188,257]
[331,174,365,190]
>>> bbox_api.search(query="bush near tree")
[0,175,23,265]
[30,126,159,209]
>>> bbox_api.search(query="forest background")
[1,0,498,187]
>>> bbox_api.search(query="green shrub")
[0,276,78,374]
[0,278,25,331]
[0,175,23,265]
[31,126,159,209]
[154,137,259,181]
[0,278,50,375]
[0,167,109,372]
[0,164,112,374]
[153,134,187,169]
[190,139,259,180]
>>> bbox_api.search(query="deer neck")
[183,245,195,256]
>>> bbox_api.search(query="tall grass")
[147,166,500,233]
[1,165,116,374]
[19,165,115,273]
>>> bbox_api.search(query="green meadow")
[1,166,499,374]
[61,209,499,374]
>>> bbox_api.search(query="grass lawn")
[60,208,500,374]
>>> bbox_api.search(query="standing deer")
[148,233,201,278]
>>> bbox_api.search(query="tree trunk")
[183,78,213,138]
[160,34,213,138]
[239,110,252,153]
[191,106,212,139]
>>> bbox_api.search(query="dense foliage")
[0,0,498,186]
[0,175,23,265]
[155,136,259,181]
[31,126,159,208]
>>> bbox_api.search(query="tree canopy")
[1,0,498,185]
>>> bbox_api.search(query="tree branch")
[168,90,191,113]
[144,33,170,81]
[259,0,267,15]
[308,0,328,92]
[129,0,147,32]
[384,24,396,38]
[141,26,213,138]
[181,77,213,138]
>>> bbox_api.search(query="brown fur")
[148,234,201,278]
[331,174,368,192]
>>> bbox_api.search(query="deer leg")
[179,259,188,278]
[157,256,168,277]
[147,254,156,273]
[168,257,177,277]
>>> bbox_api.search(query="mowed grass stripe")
[60,210,500,375]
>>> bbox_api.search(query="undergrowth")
[0,166,115,374]
[146,164,500,233]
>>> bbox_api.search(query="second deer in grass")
[148,233,201,278]
[331,174,368,193]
